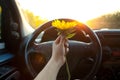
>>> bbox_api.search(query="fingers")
[55,35,61,44]
[60,35,66,44]
[64,38,69,48]
[54,35,65,44]
[66,48,69,53]
[64,38,69,54]
[55,35,69,50]
[60,35,69,49]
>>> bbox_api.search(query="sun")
[18,0,120,23]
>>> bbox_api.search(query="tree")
[86,11,120,29]
[23,10,48,29]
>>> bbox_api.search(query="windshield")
[17,0,120,29]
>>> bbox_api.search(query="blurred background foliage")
[23,10,48,29]
[22,10,120,29]
[86,11,120,29]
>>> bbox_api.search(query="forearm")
[34,58,61,80]
[34,35,68,80]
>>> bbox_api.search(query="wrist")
[50,57,63,69]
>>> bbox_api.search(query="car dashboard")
[0,28,120,80]
[95,29,120,80]
[41,28,120,80]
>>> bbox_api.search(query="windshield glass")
[17,0,120,29]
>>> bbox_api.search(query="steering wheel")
[25,18,102,80]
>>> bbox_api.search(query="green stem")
[65,57,71,80]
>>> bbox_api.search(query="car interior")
[0,0,120,80]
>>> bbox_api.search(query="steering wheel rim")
[25,18,102,80]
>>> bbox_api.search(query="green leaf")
[66,33,76,39]
[57,31,61,35]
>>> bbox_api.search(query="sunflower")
[52,19,77,30]
[52,19,77,38]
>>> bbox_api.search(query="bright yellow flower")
[52,19,77,30]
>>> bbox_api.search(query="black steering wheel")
[25,18,102,80]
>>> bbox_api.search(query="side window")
[0,6,2,40]
[0,6,5,50]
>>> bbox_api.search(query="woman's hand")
[34,35,69,80]
[51,35,69,67]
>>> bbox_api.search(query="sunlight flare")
[18,0,120,22]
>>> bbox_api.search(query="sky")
[17,0,120,22]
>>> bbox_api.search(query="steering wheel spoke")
[34,42,52,52]
[69,41,95,58]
